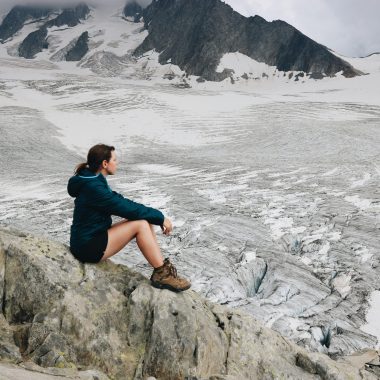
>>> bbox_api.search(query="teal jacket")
[67,168,165,250]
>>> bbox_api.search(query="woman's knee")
[137,220,150,231]
[119,220,149,239]
[149,223,157,235]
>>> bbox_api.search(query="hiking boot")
[150,258,191,292]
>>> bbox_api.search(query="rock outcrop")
[0,226,379,379]
[0,5,53,43]
[65,31,89,61]
[18,27,48,59]
[44,3,90,29]
[124,1,144,23]
[0,0,362,81]
[134,0,361,80]
[4,3,90,59]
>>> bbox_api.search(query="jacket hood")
[67,168,105,198]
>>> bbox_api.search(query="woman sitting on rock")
[67,143,191,292]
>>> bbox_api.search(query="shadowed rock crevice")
[210,306,232,375]
[254,260,268,294]
[320,326,332,349]
[0,243,6,318]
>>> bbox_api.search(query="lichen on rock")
[0,227,378,379]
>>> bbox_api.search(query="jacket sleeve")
[85,182,165,226]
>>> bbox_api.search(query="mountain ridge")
[0,0,363,83]
[134,0,360,81]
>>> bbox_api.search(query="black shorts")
[70,230,108,264]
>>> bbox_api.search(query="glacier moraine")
[0,68,379,357]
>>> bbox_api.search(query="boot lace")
[165,259,178,278]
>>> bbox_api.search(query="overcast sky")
[1,0,379,57]
[224,0,380,57]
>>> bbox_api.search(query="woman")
[67,143,191,292]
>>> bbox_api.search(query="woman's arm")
[85,182,165,227]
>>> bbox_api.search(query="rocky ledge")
[0,226,379,380]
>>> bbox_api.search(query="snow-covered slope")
[1,55,380,356]
[0,5,380,358]
[0,1,368,86]
[0,3,189,84]
[346,53,380,75]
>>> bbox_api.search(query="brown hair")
[74,143,115,174]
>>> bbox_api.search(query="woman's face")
[103,150,118,175]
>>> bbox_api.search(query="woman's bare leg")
[100,220,164,268]
[149,224,158,243]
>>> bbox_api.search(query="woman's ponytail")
[74,162,88,175]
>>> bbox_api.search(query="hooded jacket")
[67,167,165,251]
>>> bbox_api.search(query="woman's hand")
[161,217,173,236]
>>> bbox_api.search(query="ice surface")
[216,52,277,77]
[361,291,380,349]
[0,10,380,356]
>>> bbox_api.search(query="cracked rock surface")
[0,227,379,379]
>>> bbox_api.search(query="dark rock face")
[16,3,90,59]
[0,5,52,43]
[124,1,143,22]
[134,0,360,80]
[18,27,48,59]
[66,31,89,61]
[45,3,90,28]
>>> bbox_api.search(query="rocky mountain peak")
[0,0,363,82]
[134,0,361,80]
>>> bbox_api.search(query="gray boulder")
[0,227,378,379]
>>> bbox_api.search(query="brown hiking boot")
[150,258,191,292]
